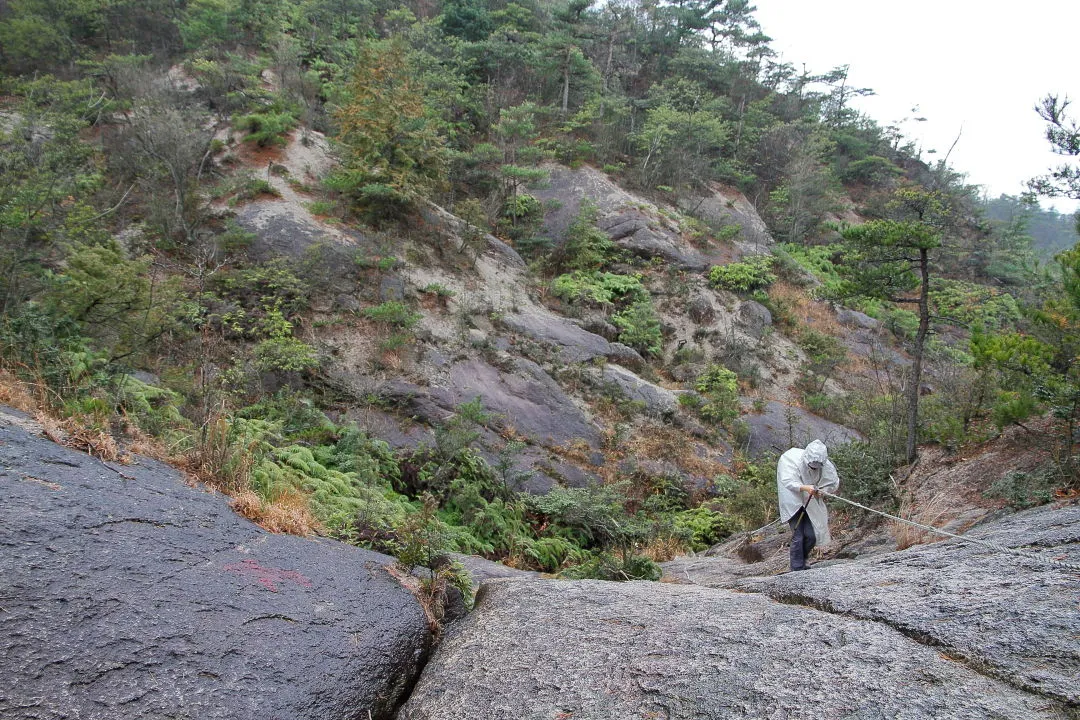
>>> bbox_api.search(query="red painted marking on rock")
[223,558,313,592]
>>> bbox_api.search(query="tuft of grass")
[230,487,322,536]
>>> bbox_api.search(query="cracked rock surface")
[398,578,1066,719]
[0,416,430,720]
[736,503,1080,707]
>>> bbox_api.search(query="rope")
[819,490,1080,573]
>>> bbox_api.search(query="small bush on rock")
[708,255,776,293]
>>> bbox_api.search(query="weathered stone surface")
[529,165,716,269]
[332,293,361,313]
[419,201,526,270]
[687,294,715,325]
[678,183,774,256]
[449,554,542,587]
[501,311,644,367]
[601,363,678,418]
[236,199,365,260]
[736,299,773,339]
[736,503,1080,708]
[599,211,708,269]
[379,275,406,302]
[0,416,430,720]
[448,358,601,449]
[739,400,863,457]
[837,307,881,330]
[399,578,1062,719]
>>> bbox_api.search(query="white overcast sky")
[752,0,1080,213]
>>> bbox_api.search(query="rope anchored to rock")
[815,489,1080,574]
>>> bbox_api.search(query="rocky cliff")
[6,406,1076,719]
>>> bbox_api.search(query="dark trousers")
[788,508,816,571]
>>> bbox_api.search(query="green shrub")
[840,156,904,186]
[984,469,1060,509]
[362,301,421,329]
[612,299,662,356]
[253,335,319,372]
[882,307,919,340]
[559,550,661,581]
[694,364,739,426]
[931,278,1021,331]
[795,328,847,395]
[708,255,776,293]
[114,374,190,439]
[549,200,613,273]
[672,506,738,551]
[234,109,298,147]
[828,441,900,513]
[551,271,647,306]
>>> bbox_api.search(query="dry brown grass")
[892,490,960,550]
[230,487,323,536]
[623,426,730,479]
[0,370,39,414]
[39,415,124,462]
[770,280,843,336]
[639,535,689,562]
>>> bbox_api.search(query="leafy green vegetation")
[612,299,663,356]
[551,272,647,306]
[693,365,740,426]
[708,256,777,293]
[1,0,1077,608]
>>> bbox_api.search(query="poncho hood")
[804,439,829,467]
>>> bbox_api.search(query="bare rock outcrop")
[398,578,1064,719]
[736,503,1080,708]
[0,414,431,720]
[739,400,863,457]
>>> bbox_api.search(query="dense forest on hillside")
[1,0,1077,597]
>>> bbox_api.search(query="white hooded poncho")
[776,439,841,546]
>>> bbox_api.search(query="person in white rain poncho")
[776,439,840,571]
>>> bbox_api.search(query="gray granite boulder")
[0,415,430,720]
[448,554,542,588]
[736,299,773,339]
[601,363,679,418]
[678,183,774,256]
[236,199,366,261]
[737,503,1080,708]
[448,357,601,449]
[398,578,1062,719]
[687,294,715,325]
[740,400,863,457]
[599,210,708,270]
[837,307,882,330]
[501,311,644,367]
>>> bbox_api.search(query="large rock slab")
[737,503,1080,707]
[601,363,679,418]
[501,311,643,366]
[739,400,863,457]
[0,416,430,720]
[448,357,601,449]
[399,578,1062,719]
[236,199,367,261]
[679,182,774,256]
[530,164,717,269]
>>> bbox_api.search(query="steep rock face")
[678,182,774,256]
[739,400,864,457]
[0,414,431,720]
[398,578,1063,719]
[736,503,1080,707]
[501,310,644,367]
[532,164,768,269]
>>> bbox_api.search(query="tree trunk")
[561,49,571,115]
[907,247,931,463]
